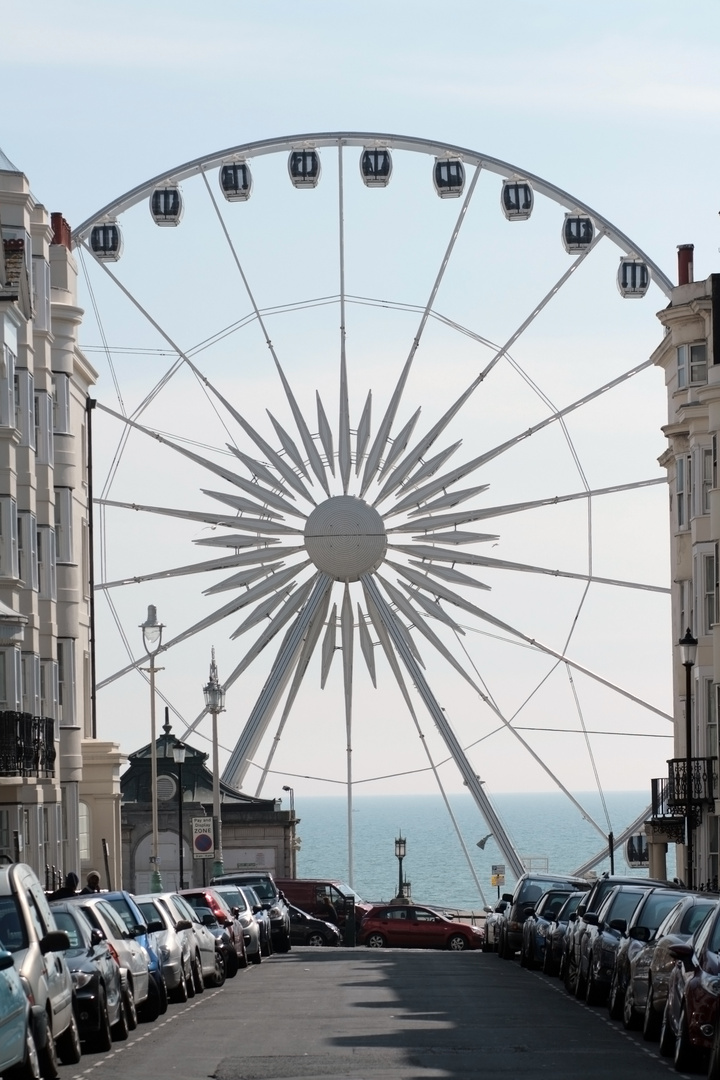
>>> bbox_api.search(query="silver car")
[134,895,189,1002]
[153,893,218,990]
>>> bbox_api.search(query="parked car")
[49,901,127,1051]
[563,874,678,996]
[620,893,715,1039]
[157,893,219,989]
[482,900,508,953]
[275,878,371,927]
[208,883,262,964]
[496,872,589,960]
[0,933,40,1079]
[179,888,247,971]
[579,883,650,1004]
[133,897,187,1001]
[606,886,691,1024]
[65,895,149,1028]
[660,898,720,1070]
[289,904,342,946]
[101,891,167,1019]
[238,885,273,956]
[520,888,576,970]
[360,904,483,950]
[191,906,237,980]
[212,872,291,952]
[0,863,80,1077]
[542,891,586,977]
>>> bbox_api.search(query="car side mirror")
[522,904,535,917]
[253,905,262,914]
[0,951,13,971]
[231,907,240,917]
[568,913,577,923]
[145,920,164,934]
[577,904,587,917]
[609,919,627,934]
[583,912,599,927]
[90,928,105,946]
[175,919,192,931]
[628,925,651,942]
[502,893,513,903]
[41,930,70,954]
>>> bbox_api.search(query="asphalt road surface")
[58,948,691,1080]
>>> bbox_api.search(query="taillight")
[107,943,120,965]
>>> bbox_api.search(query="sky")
[3,1,720,854]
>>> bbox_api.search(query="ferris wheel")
[73,132,673,892]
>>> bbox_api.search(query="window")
[21,654,40,715]
[51,374,70,434]
[54,488,73,563]
[0,648,21,710]
[708,679,718,760]
[13,370,35,448]
[37,526,56,600]
[702,448,713,515]
[57,638,75,727]
[31,257,51,332]
[18,512,38,590]
[0,317,17,428]
[0,497,18,578]
[704,553,716,632]
[678,342,708,388]
[40,659,58,720]
[34,391,53,465]
[679,579,694,640]
[78,802,90,863]
[677,455,691,529]
[710,816,719,891]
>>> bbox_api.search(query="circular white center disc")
[304,496,387,582]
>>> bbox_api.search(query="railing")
[0,712,56,778]
[666,757,716,808]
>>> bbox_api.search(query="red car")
[179,889,247,972]
[661,898,720,1071]
[360,904,483,951]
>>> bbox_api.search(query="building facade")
[650,251,720,887]
[0,148,123,888]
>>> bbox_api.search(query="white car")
[134,895,188,1001]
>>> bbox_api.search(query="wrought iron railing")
[0,712,56,778]
[666,757,716,808]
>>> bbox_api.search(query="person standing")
[50,871,79,900]
[81,870,101,894]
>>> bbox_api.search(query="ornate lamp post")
[680,627,698,889]
[141,605,164,893]
[203,649,226,879]
[394,834,406,899]
[172,741,187,889]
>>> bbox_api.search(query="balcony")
[0,712,56,779]
[666,757,716,808]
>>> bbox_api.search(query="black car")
[289,905,342,947]
[580,884,650,1004]
[520,888,576,970]
[50,901,127,1051]
[212,872,291,952]
[497,872,588,959]
[543,891,586,977]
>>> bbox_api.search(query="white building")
[0,147,123,888]
[650,248,720,888]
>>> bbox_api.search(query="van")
[274,878,371,925]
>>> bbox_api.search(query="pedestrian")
[81,870,101,894]
[50,871,79,900]
[320,895,338,924]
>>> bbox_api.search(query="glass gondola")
[288,149,321,188]
[89,222,123,262]
[360,148,392,188]
[501,180,534,221]
[150,185,183,226]
[617,257,650,298]
[433,158,465,198]
[220,161,252,202]
[562,214,594,253]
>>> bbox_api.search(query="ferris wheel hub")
[304,496,387,581]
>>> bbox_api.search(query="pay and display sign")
[491,863,505,887]
[192,817,215,859]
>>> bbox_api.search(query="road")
[58,948,689,1080]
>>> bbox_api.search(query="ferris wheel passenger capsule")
[433,158,465,198]
[220,161,252,202]
[562,214,594,253]
[501,180,534,221]
[288,149,321,188]
[150,185,183,226]
[360,148,392,187]
[617,257,650,298]
[89,221,123,261]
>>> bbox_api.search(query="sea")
[294,791,670,910]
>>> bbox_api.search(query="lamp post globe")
[204,648,226,879]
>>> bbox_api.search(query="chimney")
[677,244,694,286]
[51,213,72,250]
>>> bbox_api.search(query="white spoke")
[338,144,352,494]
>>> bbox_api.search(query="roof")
[0,147,20,173]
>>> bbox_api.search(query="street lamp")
[203,648,226,879]
[172,741,187,889]
[282,785,295,814]
[394,834,406,899]
[680,626,698,889]
[141,605,164,893]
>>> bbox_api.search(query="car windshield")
[137,901,162,926]
[0,895,29,953]
[240,887,261,908]
[681,902,715,935]
[638,892,687,930]
[238,879,275,901]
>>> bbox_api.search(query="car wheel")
[192,953,205,993]
[607,972,623,1020]
[90,986,113,1052]
[251,943,262,964]
[185,960,195,999]
[622,984,639,1030]
[575,960,587,1000]
[585,966,600,1006]
[123,985,138,1030]
[307,932,325,947]
[642,983,660,1042]
[5,1024,41,1080]
[225,949,239,978]
[110,994,129,1043]
[447,934,468,952]
[519,939,527,967]
[139,977,161,1023]
[211,952,226,988]
[37,1015,59,1080]
[674,1003,698,1072]
[276,930,292,953]
[366,932,386,948]
[156,974,168,1014]
[170,968,188,1004]
[56,1012,81,1066]
[659,1003,675,1057]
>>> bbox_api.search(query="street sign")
[491,863,505,887]
[191,816,215,859]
